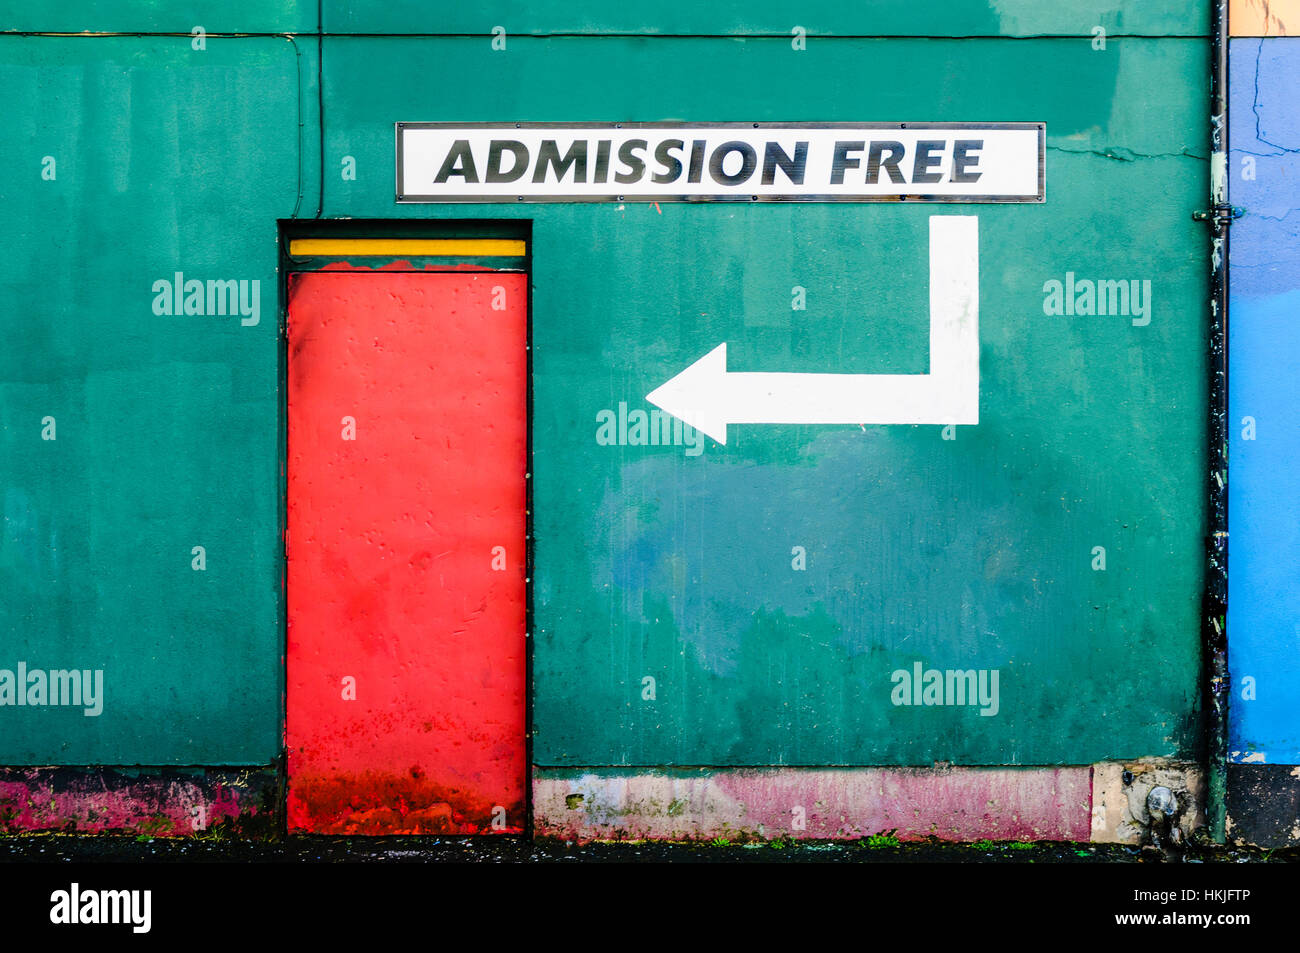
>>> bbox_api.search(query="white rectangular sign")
[396,122,1044,203]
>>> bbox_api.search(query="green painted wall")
[0,5,1208,767]
[0,35,315,762]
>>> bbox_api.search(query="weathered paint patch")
[286,772,522,836]
[1227,764,1300,846]
[533,767,1091,842]
[0,767,272,836]
[1089,761,1205,844]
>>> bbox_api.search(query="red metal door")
[285,269,527,834]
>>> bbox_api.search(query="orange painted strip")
[1230,0,1300,35]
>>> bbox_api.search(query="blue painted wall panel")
[1228,36,1300,764]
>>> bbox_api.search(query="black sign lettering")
[687,140,707,184]
[615,139,648,184]
[486,140,528,183]
[533,140,588,184]
[593,140,612,184]
[433,139,478,183]
[912,140,945,184]
[951,139,984,183]
[709,141,757,186]
[652,139,686,184]
[867,141,906,184]
[761,141,808,186]
[830,141,865,185]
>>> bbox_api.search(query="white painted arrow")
[646,215,979,445]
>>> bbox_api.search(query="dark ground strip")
[0,835,1295,863]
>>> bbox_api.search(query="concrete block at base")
[534,766,1093,843]
[1227,764,1300,847]
[1088,760,1205,844]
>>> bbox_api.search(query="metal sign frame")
[395,121,1046,204]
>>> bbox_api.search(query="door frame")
[277,218,534,836]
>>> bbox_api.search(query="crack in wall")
[1047,146,1207,162]
[1253,37,1300,154]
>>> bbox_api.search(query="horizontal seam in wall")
[0,31,1212,41]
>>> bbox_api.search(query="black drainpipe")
[1197,0,1234,844]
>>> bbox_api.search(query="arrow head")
[646,342,729,445]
